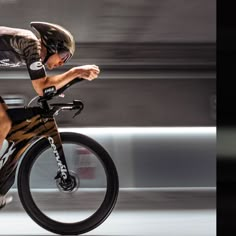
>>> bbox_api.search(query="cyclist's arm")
[18,36,99,96]
[32,65,100,96]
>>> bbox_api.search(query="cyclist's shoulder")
[0,26,38,41]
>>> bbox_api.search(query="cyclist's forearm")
[32,68,81,96]
[45,68,79,90]
[32,65,99,96]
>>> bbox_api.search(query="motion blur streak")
[59,127,216,135]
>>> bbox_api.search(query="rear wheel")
[17,132,119,235]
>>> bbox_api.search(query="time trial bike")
[0,78,119,235]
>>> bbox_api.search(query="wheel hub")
[55,171,80,193]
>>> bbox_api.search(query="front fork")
[44,118,74,190]
[47,136,69,180]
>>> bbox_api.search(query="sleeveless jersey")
[0,26,46,80]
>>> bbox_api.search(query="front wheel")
[17,132,119,235]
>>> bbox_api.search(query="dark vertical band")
[0,96,5,104]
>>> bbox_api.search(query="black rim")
[18,133,119,235]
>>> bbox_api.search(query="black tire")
[17,132,119,235]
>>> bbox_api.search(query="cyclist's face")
[46,53,65,70]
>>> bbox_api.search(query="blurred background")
[0,0,216,235]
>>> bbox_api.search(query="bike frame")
[0,106,70,195]
[0,78,84,195]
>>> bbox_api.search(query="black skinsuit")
[0,26,46,103]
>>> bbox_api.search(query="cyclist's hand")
[75,65,100,81]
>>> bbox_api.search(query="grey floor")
[0,188,216,236]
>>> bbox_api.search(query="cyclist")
[0,21,100,209]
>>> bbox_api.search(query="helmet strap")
[42,45,54,64]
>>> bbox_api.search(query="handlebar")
[49,100,84,118]
[55,78,84,96]
[38,78,84,103]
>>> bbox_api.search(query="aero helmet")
[30,21,75,64]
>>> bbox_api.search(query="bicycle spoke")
[29,143,107,223]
